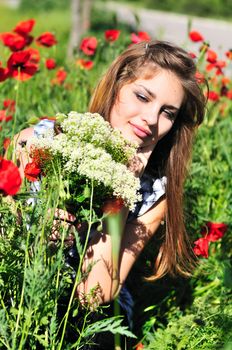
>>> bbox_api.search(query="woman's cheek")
[158,119,174,140]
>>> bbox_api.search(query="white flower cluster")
[32,112,141,210]
[58,111,137,163]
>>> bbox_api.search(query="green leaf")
[40,316,49,325]
[82,316,137,339]
[76,195,86,203]
[83,185,91,198]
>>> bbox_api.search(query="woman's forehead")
[125,66,182,88]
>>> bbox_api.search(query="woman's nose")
[141,105,159,126]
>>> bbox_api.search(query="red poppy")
[214,60,226,76]
[201,222,228,242]
[51,67,67,85]
[225,50,232,60]
[24,160,41,181]
[13,20,35,47]
[206,63,215,72]
[207,91,219,102]
[0,67,9,82]
[136,343,144,350]
[215,68,224,76]
[105,29,120,42]
[3,99,16,112]
[189,52,197,59]
[218,61,226,69]
[7,50,38,81]
[206,49,217,64]
[24,47,40,64]
[29,147,52,169]
[221,76,230,85]
[0,32,27,51]
[3,138,11,150]
[76,58,94,70]
[227,89,232,99]
[195,71,205,84]
[206,62,224,76]
[0,158,22,196]
[189,30,204,42]
[56,68,67,83]
[36,32,57,47]
[0,110,13,122]
[45,58,56,70]
[13,19,35,36]
[102,197,124,215]
[57,68,67,84]
[131,31,151,43]
[193,237,209,258]
[80,37,98,56]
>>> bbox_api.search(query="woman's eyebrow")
[163,104,180,112]
[135,83,155,98]
[135,83,180,111]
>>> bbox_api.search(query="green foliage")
[20,0,70,12]
[82,316,137,338]
[119,0,232,19]
[141,256,232,349]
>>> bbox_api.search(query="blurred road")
[101,1,232,56]
[0,0,19,7]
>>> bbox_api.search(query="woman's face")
[109,69,185,152]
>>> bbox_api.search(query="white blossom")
[33,112,141,209]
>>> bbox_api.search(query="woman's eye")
[162,109,176,121]
[135,92,149,103]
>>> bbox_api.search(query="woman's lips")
[129,122,152,138]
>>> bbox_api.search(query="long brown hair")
[89,40,206,280]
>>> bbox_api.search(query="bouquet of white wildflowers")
[30,111,141,213]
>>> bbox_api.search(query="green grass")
[0,6,70,34]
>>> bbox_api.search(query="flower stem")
[104,204,125,350]
[58,179,95,350]
[12,220,31,350]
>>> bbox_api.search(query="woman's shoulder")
[13,127,35,159]
[11,127,35,179]
[14,127,34,143]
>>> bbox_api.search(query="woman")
[14,40,206,335]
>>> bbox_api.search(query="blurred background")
[1,0,232,55]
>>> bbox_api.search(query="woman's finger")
[54,208,76,223]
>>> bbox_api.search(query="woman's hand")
[49,209,88,246]
[129,144,155,178]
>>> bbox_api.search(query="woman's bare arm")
[77,198,166,304]
[10,127,35,179]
